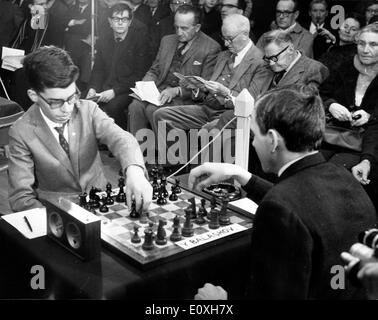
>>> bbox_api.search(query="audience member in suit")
[153,14,267,166]
[257,0,314,58]
[64,0,92,91]
[318,12,363,75]
[146,0,171,67]
[8,46,152,213]
[304,0,338,59]
[128,4,221,136]
[127,0,152,26]
[319,24,378,211]
[86,3,149,130]
[199,0,222,39]
[191,85,377,300]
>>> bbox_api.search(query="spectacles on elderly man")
[37,89,81,110]
[276,10,295,17]
[263,45,289,63]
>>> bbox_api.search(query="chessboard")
[77,176,254,269]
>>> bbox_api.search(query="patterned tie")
[272,70,285,86]
[54,123,70,158]
[176,42,188,56]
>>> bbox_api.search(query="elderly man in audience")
[153,14,268,167]
[127,4,221,136]
[257,0,314,58]
[86,3,149,130]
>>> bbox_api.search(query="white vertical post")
[91,0,96,69]
[234,89,254,171]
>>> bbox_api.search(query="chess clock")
[41,198,101,261]
[202,182,242,201]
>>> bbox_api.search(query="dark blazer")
[133,3,151,27]
[89,19,149,96]
[320,58,378,163]
[243,152,377,299]
[64,2,91,37]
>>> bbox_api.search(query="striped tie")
[54,123,70,158]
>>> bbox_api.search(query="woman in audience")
[318,12,364,74]
[320,23,378,210]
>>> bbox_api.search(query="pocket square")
[193,61,202,65]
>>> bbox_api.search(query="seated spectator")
[86,3,149,130]
[363,0,378,25]
[127,4,220,136]
[304,0,337,59]
[318,12,364,75]
[256,0,314,58]
[319,23,378,211]
[153,14,266,166]
[127,0,152,26]
[190,85,377,299]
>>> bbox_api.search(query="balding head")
[222,14,250,35]
[221,14,251,54]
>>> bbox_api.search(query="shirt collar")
[234,39,252,60]
[278,151,318,177]
[280,22,297,32]
[114,31,128,42]
[39,107,65,129]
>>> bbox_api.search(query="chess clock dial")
[48,212,64,238]
[202,182,241,201]
[66,222,82,249]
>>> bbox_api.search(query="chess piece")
[106,188,114,205]
[182,208,194,237]
[129,199,140,218]
[155,219,167,245]
[88,186,100,209]
[219,196,231,226]
[208,205,220,229]
[161,175,168,198]
[106,182,112,193]
[187,197,196,219]
[157,186,167,205]
[169,185,178,201]
[79,192,87,208]
[131,225,141,243]
[152,182,159,201]
[142,228,154,250]
[199,199,208,217]
[174,178,182,194]
[195,205,206,225]
[139,210,149,224]
[99,196,109,213]
[170,215,182,242]
[116,177,126,203]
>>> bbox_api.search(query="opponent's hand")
[194,283,228,300]
[329,103,352,122]
[86,88,97,99]
[356,262,378,300]
[188,162,251,191]
[204,81,230,97]
[317,28,336,43]
[352,160,371,185]
[125,165,152,212]
[98,89,115,103]
[159,87,179,105]
[351,110,370,127]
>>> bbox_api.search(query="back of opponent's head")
[254,84,325,152]
[23,46,79,92]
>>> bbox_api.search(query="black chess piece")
[106,182,112,193]
[170,215,182,242]
[129,199,140,218]
[131,225,141,243]
[99,196,109,213]
[139,210,149,224]
[157,186,167,205]
[79,192,87,208]
[195,205,206,225]
[89,186,100,209]
[142,228,154,250]
[116,177,126,203]
[208,205,220,229]
[219,196,231,226]
[161,175,168,198]
[174,178,182,194]
[182,208,194,237]
[199,198,208,217]
[155,219,167,245]
[187,197,196,219]
[106,188,114,205]
[169,185,178,201]
[152,182,159,201]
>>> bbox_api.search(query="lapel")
[211,52,229,81]
[339,61,358,107]
[279,54,306,86]
[161,35,179,83]
[31,105,76,179]
[361,73,378,107]
[67,105,81,179]
[181,32,202,66]
[229,45,259,89]
[278,153,326,182]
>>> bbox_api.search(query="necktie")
[79,6,85,14]
[228,53,236,69]
[54,123,70,158]
[272,70,285,86]
[176,42,188,56]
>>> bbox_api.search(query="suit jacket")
[133,3,151,27]
[320,58,378,163]
[64,2,91,37]
[8,100,145,212]
[243,152,377,299]
[143,31,221,90]
[89,19,149,96]
[257,22,314,58]
[259,53,329,93]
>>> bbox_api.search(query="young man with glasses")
[256,0,314,58]
[7,46,152,213]
[86,3,149,130]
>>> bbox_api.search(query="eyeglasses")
[220,4,240,9]
[275,10,295,17]
[366,9,378,15]
[170,0,190,5]
[111,17,130,23]
[221,32,242,44]
[37,89,81,110]
[263,45,289,63]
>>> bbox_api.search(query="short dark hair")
[254,85,325,152]
[262,30,293,47]
[309,0,328,11]
[276,0,299,12]
[345,11,365,28]
[23,46,79,92]
[107,3,133,19]
[175,4,201,25]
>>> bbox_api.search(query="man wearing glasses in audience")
[257,0,314,58]
[7,46,152,213]
[86,3,149,130]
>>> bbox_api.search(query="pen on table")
[24,216,33,232]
